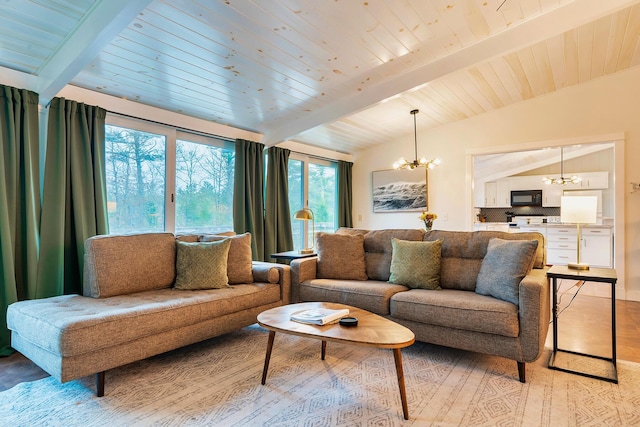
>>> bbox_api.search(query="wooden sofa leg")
[96,371,105,397]
[517,362,526,383]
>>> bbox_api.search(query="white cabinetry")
[581,227,612,268]
[545,225,613,267]
[561,172,609,190]
[542,185,562,207]
[547,227,577,265]
[483,180,510,207]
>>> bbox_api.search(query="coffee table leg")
[321,341,327,360]
[393,348,409,420]
[261,331,276,385]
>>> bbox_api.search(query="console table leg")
[393,348,409,420]
[321,341,327,360]
[261,331,276,385]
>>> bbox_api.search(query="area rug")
[1,324,639,426]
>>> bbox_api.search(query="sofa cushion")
[174,239,231,290]
[83,233,177,298]
[316,233,368,280]
[200,233,254,284]
[475,238,538,305]
[7,283,282,357]
[423,230,545,291]
[390,289,520,338]
[337,228,424,281]
[389,238,442,290]
[299,278,408,315]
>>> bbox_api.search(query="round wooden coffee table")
[257,302,415,420]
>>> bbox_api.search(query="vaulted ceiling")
[2,0,640,155]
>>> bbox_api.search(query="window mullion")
[165,128,177,233]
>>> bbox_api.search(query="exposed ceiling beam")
[262,0,640,146]
[37,0,154,104]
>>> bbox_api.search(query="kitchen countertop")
[475,222,613,229]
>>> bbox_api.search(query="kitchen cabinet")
[581,227,613,268]
[545,225,613,267]
[484,180,510,207]
[547,227,577,265]
[561,171,608,190]
[543,185,562,207]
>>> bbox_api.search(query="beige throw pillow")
[316,232,368,280]
[200,233,254,284]
[389,238,442,290]
[174,239,231,290]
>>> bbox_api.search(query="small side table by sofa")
[547,265,618,383]
[270,250,317,263]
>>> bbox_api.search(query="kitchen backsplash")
[478,207,561,223]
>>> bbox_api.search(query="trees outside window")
[105,117,234,235]
[287,155,337,251]
[175,139,234,233]
[106,125,166,233]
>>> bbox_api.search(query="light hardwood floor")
[1,295,638,392]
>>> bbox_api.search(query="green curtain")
[337,160,354,228]
[36,98,108,297]
[0,85,40,355]
[233,138,265,261]
[264,146,293,259]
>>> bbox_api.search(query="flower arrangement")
[419,211,437,230]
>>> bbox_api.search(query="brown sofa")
[290,228,549,382]
[7,232,291,396]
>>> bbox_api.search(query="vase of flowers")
[419,211,437,231]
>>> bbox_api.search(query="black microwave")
[510,190,542,207]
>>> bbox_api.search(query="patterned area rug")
[1,324,639,426]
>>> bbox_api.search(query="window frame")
[105,114,233,234]
[289,152,338,251]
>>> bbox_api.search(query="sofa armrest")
[518,268,551,362]
[252,261,291,305]
[290,257,318,303]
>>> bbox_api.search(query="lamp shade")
[293,208,313,220]
[560,196,597,224]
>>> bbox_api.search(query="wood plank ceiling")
[1,0,640,155]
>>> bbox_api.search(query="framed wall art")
[372,168,427,212]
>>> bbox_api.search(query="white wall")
[353,66,640,301]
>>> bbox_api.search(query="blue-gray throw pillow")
[475,238,538,305]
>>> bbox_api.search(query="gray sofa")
[7,232,291,396]
[290,228,549,382]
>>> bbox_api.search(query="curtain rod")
[109,111,347,163]
[108,111,235,143]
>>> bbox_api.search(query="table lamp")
[293,207,315,254]
[560,196,598,270]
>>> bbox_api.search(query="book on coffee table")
[290,308,350,325]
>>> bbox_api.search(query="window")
[105,125,166,234]
[175,136,234,234]
[105,116,234,234]
[288,155,338,251]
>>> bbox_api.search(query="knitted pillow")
[174,239,231,290]
[389,238,443,290]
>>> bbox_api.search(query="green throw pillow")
[389,238,443,290]
[475,238,538,305]
[174,239,231,290]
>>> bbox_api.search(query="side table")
[546,265,618,383]
[270,250,317,263]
